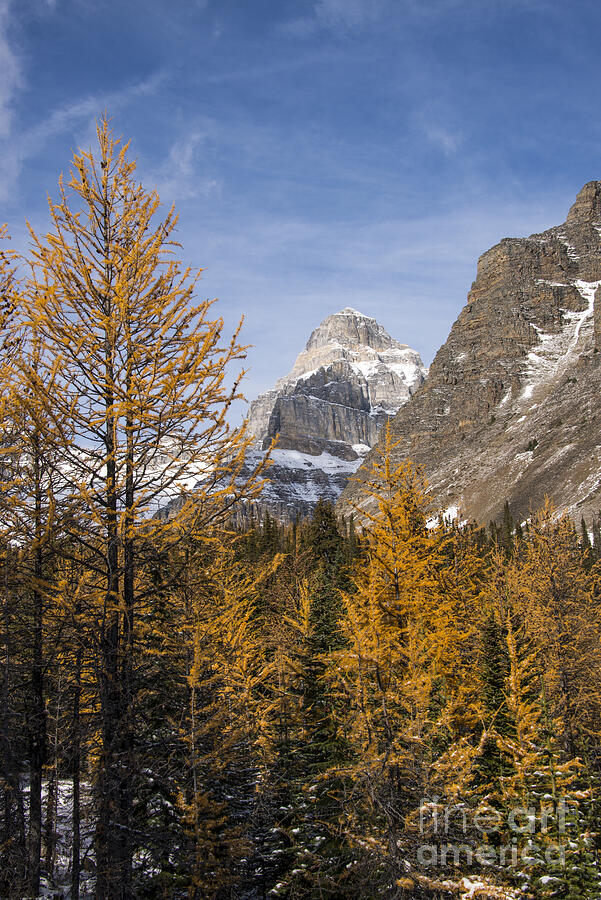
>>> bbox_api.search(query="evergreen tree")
[267,503,353,897]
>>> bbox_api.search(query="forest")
[1,120,601,900]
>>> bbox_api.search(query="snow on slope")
[520,279,601,401]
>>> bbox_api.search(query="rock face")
[341,182,601,526]
[246,308,426,520]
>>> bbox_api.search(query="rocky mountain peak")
[281,309,424,403]
[305,307,402,353]
[566,180,601,226]
[244,309,426,521]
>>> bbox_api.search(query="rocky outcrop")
[246,308,427,520]
[341,182,601,526]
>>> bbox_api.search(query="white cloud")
[283,0,551,36]
[0,69,167,202]
[172,185,571,406]
[314,0,385,29]
[152,127,221,203]
[21,70,166,151]
[0,1,22,140]
[283,0,387,36]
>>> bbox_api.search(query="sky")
[2,0,601,415]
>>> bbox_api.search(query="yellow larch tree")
[509,502,601,760]
[22,116,264,899]
[179,535,280,898]
[0,227,69,898]
[0,224,31,896]
[332,425,478,886]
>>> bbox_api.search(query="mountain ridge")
[340,181,601,525]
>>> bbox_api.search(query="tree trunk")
[71,635,82,900]
[44,763,56,882]
[118,402,135,897]
[28,444,46,897]
[95,193,129,899]
[95,447,122,899]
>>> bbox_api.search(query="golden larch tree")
[23,117,263,899]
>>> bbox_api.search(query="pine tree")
[499,501,515,556]
[470,610,513,802]
[273,503,352,897]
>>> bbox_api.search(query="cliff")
[341,182,601,526]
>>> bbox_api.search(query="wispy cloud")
[424,124,463,155]
[175,183,570,404]
[313,0,386,29]
[418,118,464,156]
[0,69,167,202]
[0,1,22,140]
[21,70,166,152]
[283,0,387,36]
[282,0,551,36]
[151,127,221,203]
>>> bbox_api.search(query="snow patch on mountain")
[519,279,600,402]
[268,447,363,475]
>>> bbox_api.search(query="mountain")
[245,308,427,520]
[341,181,601,526]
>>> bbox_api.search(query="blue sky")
[2,0,601,411]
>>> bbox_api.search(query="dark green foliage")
[300,500,345,567]
[480,614,511,735]
[500,500,514,555]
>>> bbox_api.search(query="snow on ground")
[348,348,425,392]
[386,358,425,386]
[22,777,95,899]
[426,504,461,529]
[350,358,380,380]
[285,344,424,405]
[245,446,367,504]
[573,279,600,344]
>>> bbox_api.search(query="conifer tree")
[0,226,29,896]
[0,311,70,898]
[332,426,470,886]
[179,536,278,898]
[510,504,601,763]
[500,501,515,556]
[0,228,69,898]
[23,117,264,898]
[274,503,352,896]
[496,613,598,897]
